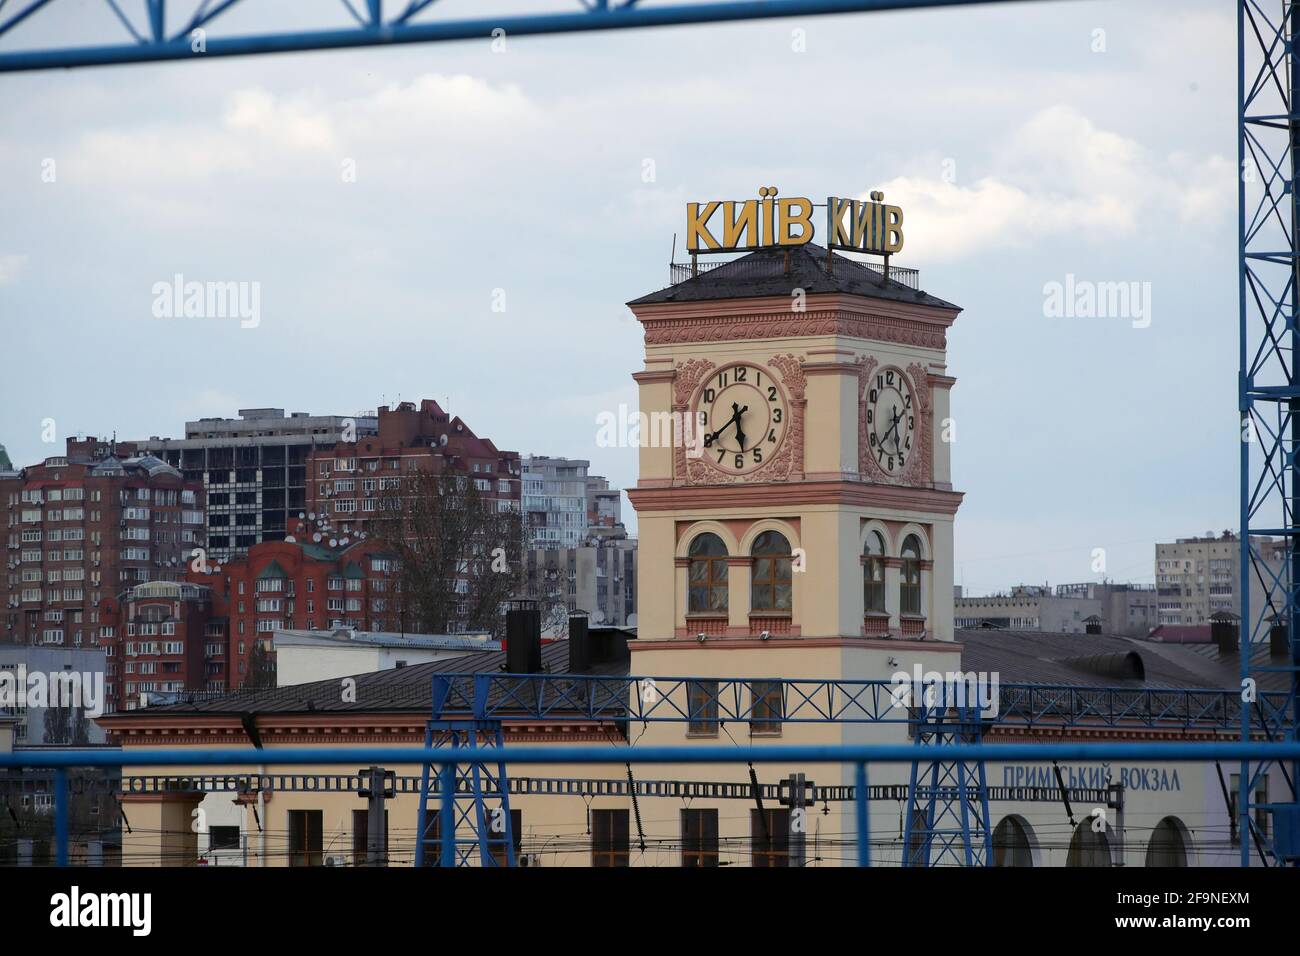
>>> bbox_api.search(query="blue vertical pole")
[54,768,69,867]
[439,760,455,867]
[1236,0,1252,870]
[854,761,869,867]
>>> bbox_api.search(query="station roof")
[628,243,958,310]
[113,627,1278,721]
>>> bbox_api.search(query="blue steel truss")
[418,672,1283,729]
[903,701,990,867]
[0,0,1029,73]
[1239,0,1300,868]
[415,675,516,867]
[415,671,1272,867]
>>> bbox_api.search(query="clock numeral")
[736,367,748,383]
[869,432,877,448]
[888,456,895,470]
[908,415,914,430]
[869,388,878,404]
[772,408,782,423]
[905,394,912,409]
[767,386,777,402]
[716,449,725,464]
[752,449,763,464]
[898,454,906,467]
[734,454,744,470]
[703,433,714,448]
[877,448,885,464]
[866,408,874,425]
[755,371,762,386]
[886,370,895,386]
[703,388,715,404]
[768,429,777,443]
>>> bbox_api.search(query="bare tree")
[373,470,524,636]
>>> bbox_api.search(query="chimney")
[505,600,542,673]
[568,614,590,673]
[1210,610,1240,657]
[1271,618,1293,661]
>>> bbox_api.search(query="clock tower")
[626,239,965,683]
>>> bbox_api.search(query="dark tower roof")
[628,242,958,310]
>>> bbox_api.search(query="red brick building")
[98,581,218,711]
[185,538,401,691]
[304,400,521,538]
[1,437,205,648]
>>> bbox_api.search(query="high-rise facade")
[1,437,205,647]
[135,408,378,565]
[522,456,592,549]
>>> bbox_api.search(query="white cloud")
[874,105,1231,262]
[0,254,29,286]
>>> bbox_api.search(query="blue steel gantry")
[1239,0,1300,868]
[0,0,1027,73]
[413,671,1283,867]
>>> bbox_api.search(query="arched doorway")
[991,815,1036,867]
[1066,820,1112,867]
[1145,816,1190,867]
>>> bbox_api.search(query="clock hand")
[734,404,749,451]
[709,409,740,442]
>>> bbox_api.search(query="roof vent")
[1061,651,1145,681]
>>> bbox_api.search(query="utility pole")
[358,766,395,867]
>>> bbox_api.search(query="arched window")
[863,531,886,613]
[688,533,728,614]
[1145,817,1190,867]
[992,816,1035,867]
[1067,820,1112,868]
[900,535,922,615]
[750,531,792,612]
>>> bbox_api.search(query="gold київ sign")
[686,187,904,256]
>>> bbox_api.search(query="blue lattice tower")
[902,698,990,867]
[1238,0,1300,867]
[415,675,517,867]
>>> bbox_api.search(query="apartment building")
[523,456,592,549]
[304,399,520,539]
[524,529,638,629]
[134,408,379,565]
[0,437,205,647]
[98,580,215,711]
[1153,532,1286,626]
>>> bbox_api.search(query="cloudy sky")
[0,0,1237,594]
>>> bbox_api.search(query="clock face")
[694,363,789,475]
[867,367,916,475]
